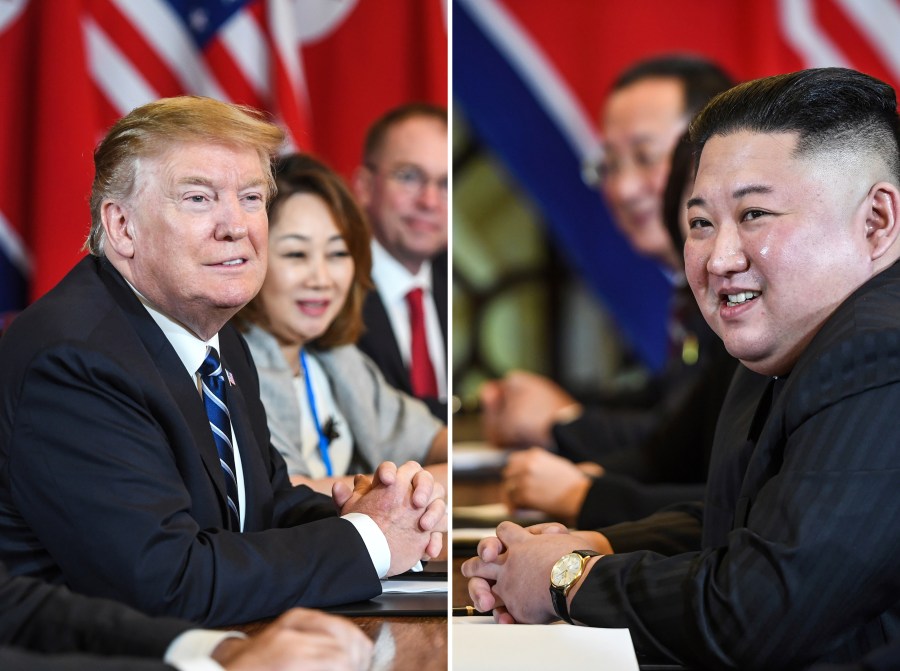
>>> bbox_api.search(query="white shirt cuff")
[164,629,246,671]
[342,512,391,578]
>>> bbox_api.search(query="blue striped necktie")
[198,347,240,530]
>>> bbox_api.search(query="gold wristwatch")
[549,550,600,623]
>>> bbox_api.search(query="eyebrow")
[177,176,216,189]
[176,176,266,191]
[392,162,448,177]
[275,233,346,243]
[602,134,659,151]
[732,184,774,199]
[686,184,774,210]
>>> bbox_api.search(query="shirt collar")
[126,280,220,377]
[370,239,433,304]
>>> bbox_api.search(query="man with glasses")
[353,103,449,420]
[480,56,733,464]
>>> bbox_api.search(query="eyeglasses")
[582,146,670,189]
[369,164,448,201]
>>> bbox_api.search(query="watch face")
[550,553,583,588]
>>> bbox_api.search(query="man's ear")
[352,165,373,208]
[101,201,136,258]
[863,182,900,261]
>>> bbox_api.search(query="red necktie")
[406,288,438,398]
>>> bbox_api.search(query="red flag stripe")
[217,8,271,101]
[818,0,898,86]
[204,39,266,110]
[89,0,183,102]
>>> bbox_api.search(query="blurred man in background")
[354,103,449,420]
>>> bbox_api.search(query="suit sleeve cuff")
[164,630,246,671]
[342,512,391,578]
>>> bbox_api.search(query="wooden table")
[452,472,505,609]
[452,411,505,609]
[238,615,447,670]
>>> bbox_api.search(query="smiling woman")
[233,154,447,494]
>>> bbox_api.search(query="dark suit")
[0,561,188,670]
[357,249,448,421]
[553,289,730,467]
[569,260,900,669]
[812,638,900,671]
[547,290,737,528]
[573,324,737,527]
[0,256,381,627]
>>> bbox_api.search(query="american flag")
[0,0,447,319]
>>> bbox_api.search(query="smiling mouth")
[724,291,760,307]
[220,259,246,266]
[297,300,330,315]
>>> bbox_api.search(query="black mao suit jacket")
[0,561,189,670]
[570,260,900,669]
[357,249,448,421]
[0,256,381,627]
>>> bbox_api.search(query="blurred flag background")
[0,0,447,324]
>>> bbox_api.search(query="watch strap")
[550,550,600,624]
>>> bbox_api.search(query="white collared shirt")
[370,239,447,401]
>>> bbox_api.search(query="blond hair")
[85,95,285,255]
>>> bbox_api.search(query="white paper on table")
[380,579,448,594]
[452,620,639,670]
[452,441,508,471]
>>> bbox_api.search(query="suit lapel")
[218,351,266,531]
[157,355,235,529]
[432,249,449,347]
[97,259,236,528]
[702,367,770,546]
[361,291,411,393]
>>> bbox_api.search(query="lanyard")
[300,349,333,477]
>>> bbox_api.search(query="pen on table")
[453,606,491,616]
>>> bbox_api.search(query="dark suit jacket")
[570,260,900,669]
[551,290,737,528]
[0,561,188,670]
[554,288,730,466]
[573,329,737,527]
[812,637,900,671]
[0,257,381,627]
[357,249,448,421]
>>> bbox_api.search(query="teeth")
[726,291,760,306]
[222,259,244,266]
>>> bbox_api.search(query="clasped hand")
[461,521,611,624]
[480,371,580,448]
[333,461,446,576]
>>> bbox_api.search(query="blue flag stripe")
[454,1,671,370]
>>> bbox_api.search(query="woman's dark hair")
[236,153,373,349]
[662,131,696,254]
